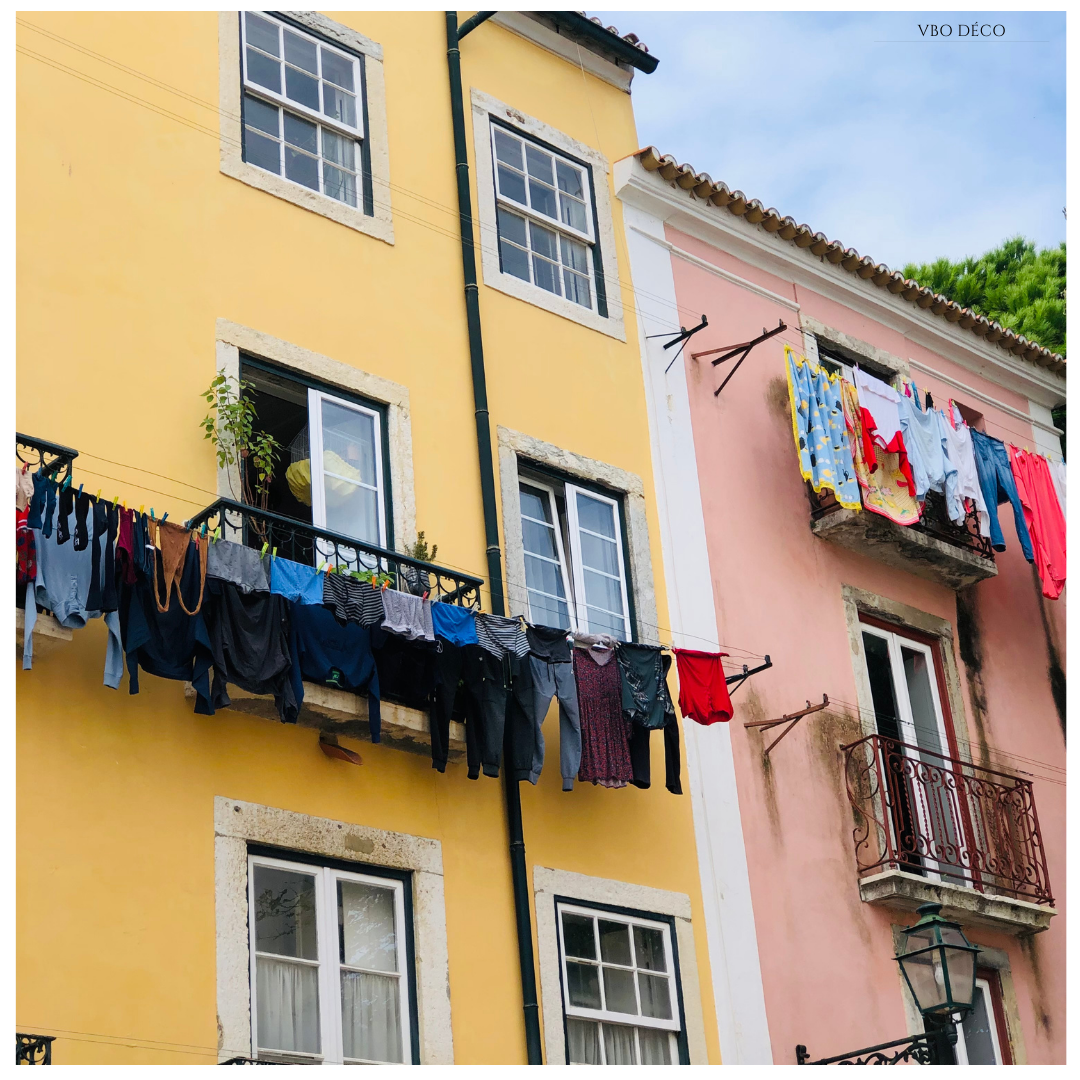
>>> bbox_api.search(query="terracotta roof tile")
[635,146,1065,376]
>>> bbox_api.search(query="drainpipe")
[445,11,544,1065]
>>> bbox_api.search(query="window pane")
[561,235,590,274]
[322,129,355,168]
[585,573,625,625]
[527,590,571,631]
[528,178,559,220]
[521,486,553,524]
[863,631,902,742]
[494,128,523,168]
[561,194,588,233]
[598,920,632,965]
[244,94,279,137]
[283,29,318,74]
[498,163,528,205]
[321,49,355,92]
[284,113,317,154]
[586,606,626,641]
[323,164,358,207]
[580,531,621,578]
[638,973,672,1019]
[254,865,318,960]
[603,967,638,1015]
[500,239,531,282]
[634,926,666,972]
[285,146,319,191]
[247,47,281,93]
[577,493,616,538]
[339,881,397,972]
[341,972,402,1063]
[532,254,561,296]
[603,1024,637,1065]
[326,482,379,544]
[245,13,280,56]
[525,143,554,184]
[567,1018,602,1065]
[638,1027,672,1065]
[497,207,528,247]
[566,961,602,1009]
[525,554,566,599]
[323,401,377,485]
[245,128,281,174]
[322,84,357,128]
[257,956,320,1055]
[562,912,597,959]
[522,516,560,561]
[960,985,998,1065]
[902,647,946,756]
[556,159,584,199]
[564,269,592,309]
[285,65,320,110]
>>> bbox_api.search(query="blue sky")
[599,10,1065,269]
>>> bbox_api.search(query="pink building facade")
[617,150,1065,1065]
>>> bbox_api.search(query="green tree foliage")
[903,237,1065,356]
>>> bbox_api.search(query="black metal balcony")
[186,499,483,607]
[16,1033,55,1064]
[15,433,78,485]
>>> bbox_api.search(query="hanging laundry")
[16,508,36,585]
[86,499,119,614]
[322,571,386,626]
[475,611,530,660]
[938,411,990,534]
[25,471,53,532]
[841,381,920,525]
[207,539,270,594]
[269,555,326,605]
[430,600,478,646]
[785,347,860,510]
[55,485,74,545]
[572,631,619,664]
[627,654,682,794]
[151,519,208,615]
[672,648,734,725]
[969,430,1035,561]
[616,642,676,730]
[852,367,915,492]
[1049,459,1066,523]
[73,489,92,551]
[507,625,581,791]
[1009,447,1066,600]
[380,589,435,642]
[374,634,438,712]
[288,602,383,741]
[115,507,140,586]
[118,540,213,710]
[896,396,957,506]
[204,579,298,723]
[16,464,34,512]
[573,646,633,789]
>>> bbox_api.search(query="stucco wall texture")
[665,223,1065,1065]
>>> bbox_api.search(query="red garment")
[1009,447,1066,600]
[859,406,916,493]
[116,507,138,585]
[16,509,36,584]
[673,648,734,725]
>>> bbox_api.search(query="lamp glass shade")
[896,905,980,1019]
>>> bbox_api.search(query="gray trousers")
[509,655,582,791]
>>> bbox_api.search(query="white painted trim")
[214,319,416,553]
[533,867,709,1065]
[214,797,453,1064]
[489,12,634,92]
[628,225,801,312]
[565,482,632,640]
[620,201,773,1063]
[218,11,393,244]
[614,158,1065,407]
[279,10,382,62]
[497,425,658,646]
[471,88,625,341]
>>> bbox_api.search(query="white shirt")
[939,412,990,535]
[854,367,902,448]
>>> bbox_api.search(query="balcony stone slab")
[184,681,466,764]
[859,869,1055,936]
[15,607,73,661]
[812,508,997,589]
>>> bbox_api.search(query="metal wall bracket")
[744,694,828,756]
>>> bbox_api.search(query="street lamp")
[796,903,981,1065]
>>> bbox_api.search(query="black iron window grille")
[186,498,483,608]
[16,1033,56,1065]
[15,433,78,486]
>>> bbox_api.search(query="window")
[242,12,364,208]
[519,473,631,639]
[492,124,596,310]
[557,903,684,1065]
[952,970,1012,1065]
[241,359,389,553]
[248,854,413,1065]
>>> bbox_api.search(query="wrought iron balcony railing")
[843,733,1053,906]
[16,1033,55,1064]
[809,485,994,560]
[186,499,483,608]
[15,433,78,485]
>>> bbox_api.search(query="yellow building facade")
[17,11,721,1065]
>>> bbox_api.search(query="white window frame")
[239,12,367,212]
[953,977,1005,1066]
[307,387,387,550]
[565,482,632,640]
[556,901,681,1065]
[248,853,412,1066]
[519,479,574,630]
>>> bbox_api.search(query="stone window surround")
[801,314,910,381]
[471,88,625,341]
[497,425,658,645]
[214,318,416,554]
[218,11,394,244]
[533,866,709,1065]
[890,927,1028,1064]
[214,796,453,1064]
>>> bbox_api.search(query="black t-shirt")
[526,624,572,663]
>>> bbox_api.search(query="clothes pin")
[77,483,84,497]
[261,541,269,556]
[139,505,145,515]
[96,489,102,500]
[316,561,327,574]
[272,547,277,558]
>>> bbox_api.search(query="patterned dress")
[573,648,633,788]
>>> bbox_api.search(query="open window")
[519,469,632,639]
[952,969,1012,1065]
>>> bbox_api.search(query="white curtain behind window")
[341,972,402,1062]
[257,957,320,1055]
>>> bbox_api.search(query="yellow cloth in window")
[285,452,366,508]
[841,380,921,526]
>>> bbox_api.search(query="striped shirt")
[323,572,386,626]
[475,612,530,660]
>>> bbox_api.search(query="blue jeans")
[970,430,1034,561]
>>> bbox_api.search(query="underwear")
[152,519,208,615]
[269,556,326,605]
[673,648,733,725]
[430,601,478,646]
